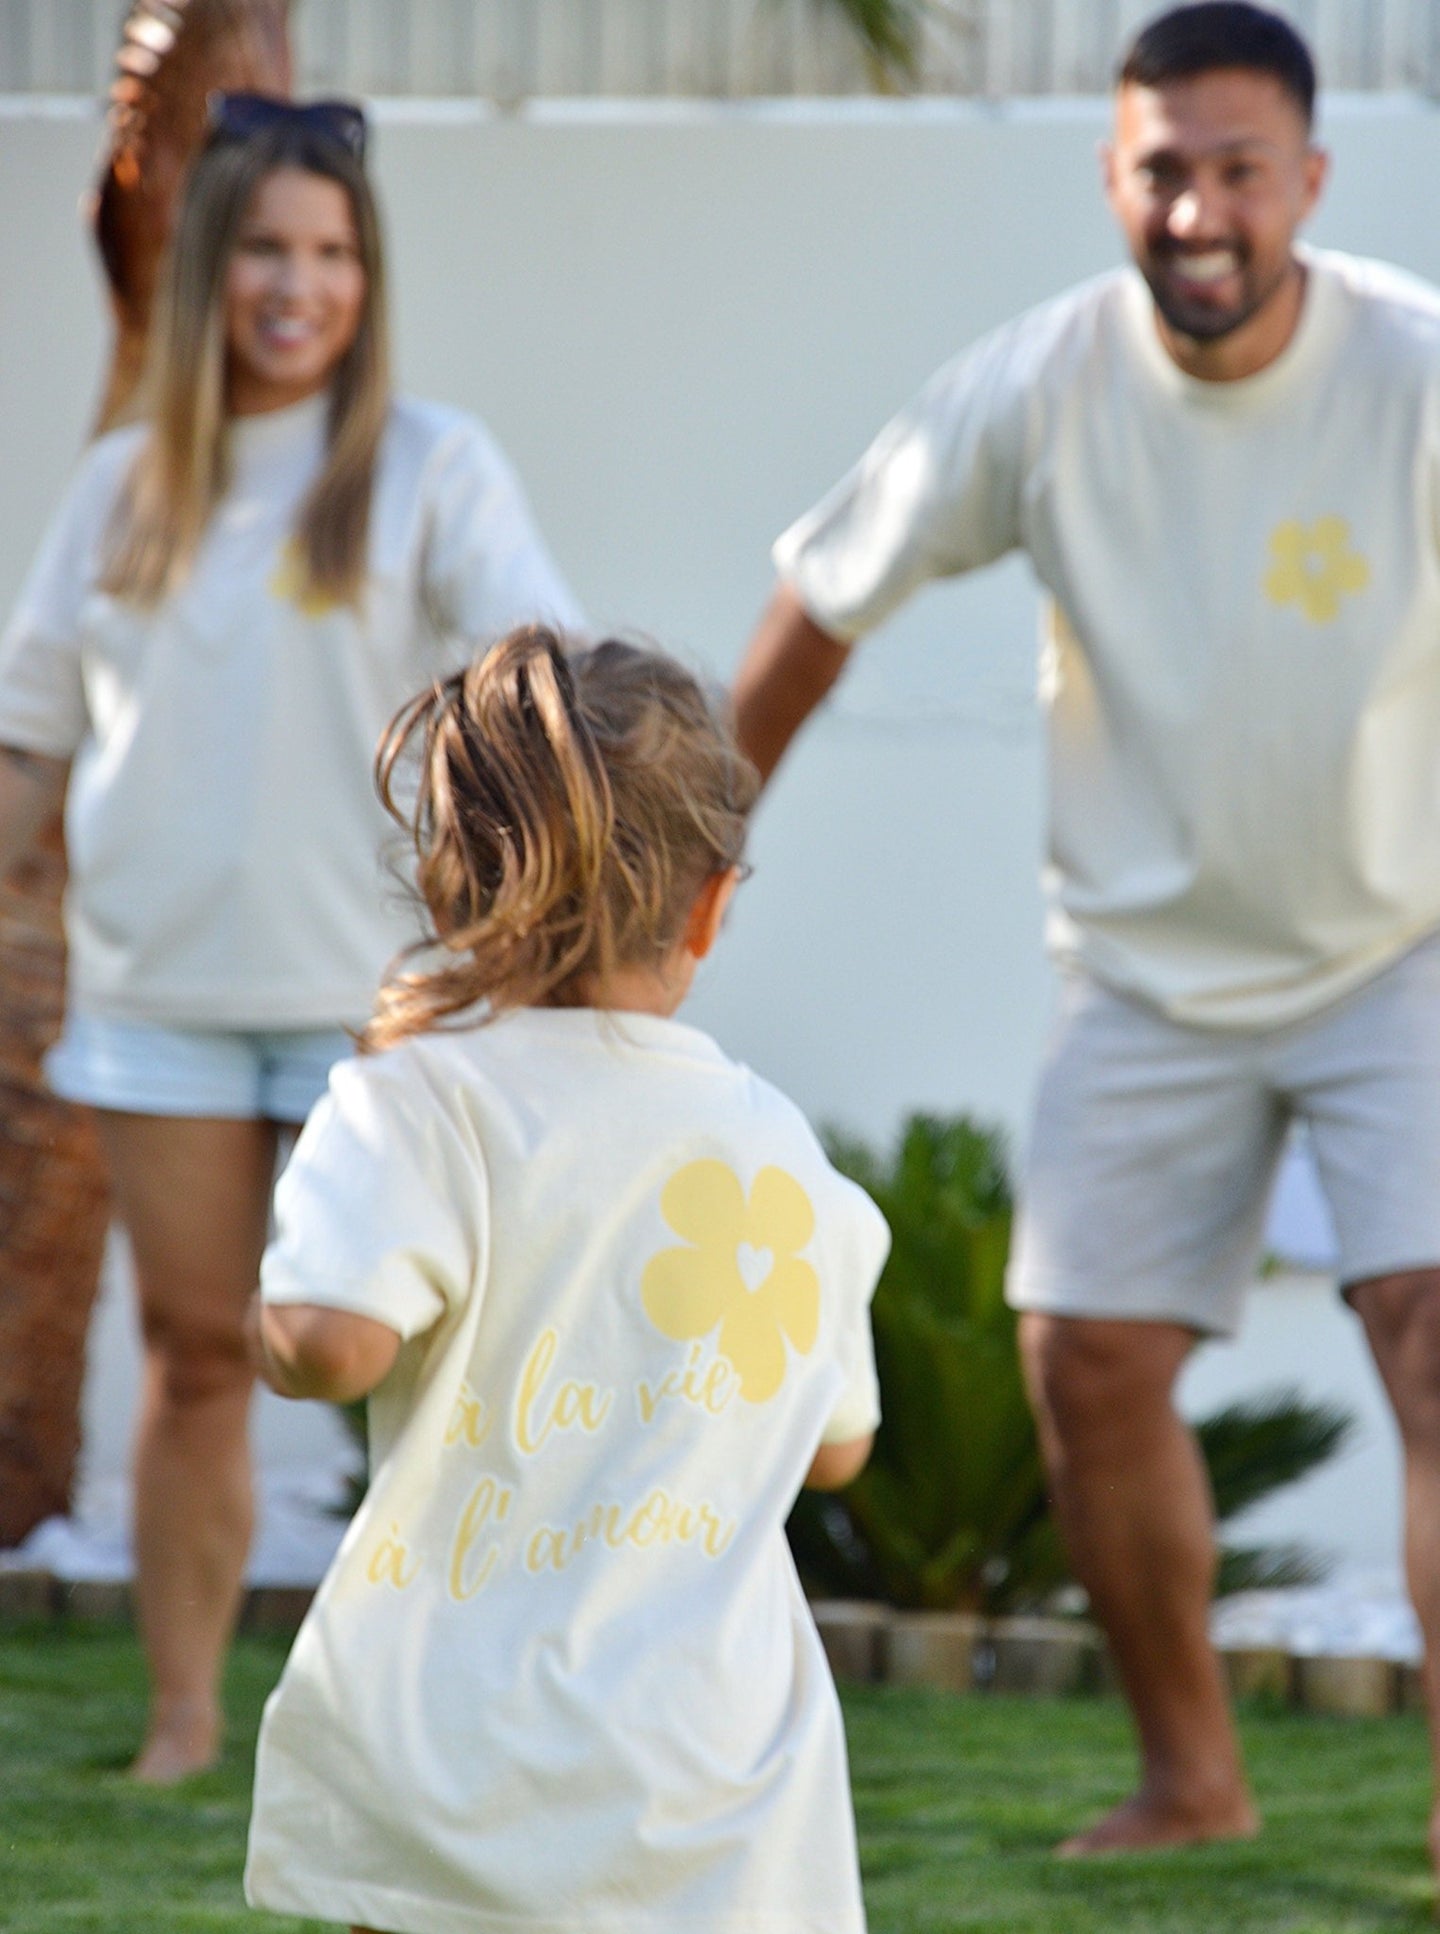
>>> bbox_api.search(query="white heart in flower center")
[736,1242,773,1293]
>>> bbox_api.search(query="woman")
[0,93,582,1783]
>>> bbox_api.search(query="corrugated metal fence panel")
[286,1,899,98]
[0,0,112,91]
[2,1,1439,98]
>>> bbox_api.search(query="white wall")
[5,94,1439,1577]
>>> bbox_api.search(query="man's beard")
[1140,243,1285,345]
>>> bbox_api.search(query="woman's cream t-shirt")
[245,1008,889,1934]
[0,394,583,1028]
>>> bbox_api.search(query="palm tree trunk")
[0,818,110,1545]
[0,1,294,1548]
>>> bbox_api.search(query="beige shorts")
[1006,932,1440,1337]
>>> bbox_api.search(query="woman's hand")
[249,1293,401,1402]
[0,746,67,875]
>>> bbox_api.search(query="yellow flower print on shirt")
[641,1161,819,1404]
[1263,517,1369,623]
[268,537,340,617]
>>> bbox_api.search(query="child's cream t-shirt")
[775,249,1440,1029]
[0,394,582,1028]
[246,1007,889,1934]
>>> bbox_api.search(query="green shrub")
[789,1113,1353,1613]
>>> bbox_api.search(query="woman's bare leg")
[97,1110,279,1784]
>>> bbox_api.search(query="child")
[244,626,890,1934]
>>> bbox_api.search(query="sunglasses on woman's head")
[207,92,368,162]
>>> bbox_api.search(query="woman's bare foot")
[1056,1786,1260,1857]
[128,1699,221,1785]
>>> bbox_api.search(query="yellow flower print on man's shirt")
[1263,517,1369,624]
[641,1161,820,1403]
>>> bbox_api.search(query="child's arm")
[249,1294,401,1404]
[804,1432,874,1492]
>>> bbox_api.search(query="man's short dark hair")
[1119,3,1316,127]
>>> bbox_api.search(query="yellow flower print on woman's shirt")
[1263,517,1369,623]
[268,538,341,616]
[641,1161,819,1404]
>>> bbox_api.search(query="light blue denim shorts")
[45,1009,353,1124]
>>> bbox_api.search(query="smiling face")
[222,164,366,414]
[1104,67,1327,381]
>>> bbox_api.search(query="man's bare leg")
[1351,1269,1440,1892]
[1020,1311,1259,1854]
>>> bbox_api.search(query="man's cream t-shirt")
[245,1008,889,1934]
[775,249,1440,1029]
[0,394,583,1028]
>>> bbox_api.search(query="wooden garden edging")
[809,1599,1425,1720]
[0,1569,314,1638]
[0,1573,1422,1719]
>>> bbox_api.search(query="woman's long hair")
[364,628,759,1049]
[101,119,390,609]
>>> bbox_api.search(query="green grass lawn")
[0,1622,1434,1932]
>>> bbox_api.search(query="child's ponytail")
[364,626,757,1048]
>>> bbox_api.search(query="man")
[733,0,1440,1869]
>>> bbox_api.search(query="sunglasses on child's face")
[206,92,368,162]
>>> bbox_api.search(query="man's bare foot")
[1056,1788,1260,1858]
[128,1701,221,1785]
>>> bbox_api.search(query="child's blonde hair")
[364,626,759,1048]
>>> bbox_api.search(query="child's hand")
[243,1291,269,1377]
[253,1300,402,1403]
[804,1433,874,1492]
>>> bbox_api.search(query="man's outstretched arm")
[732,584,850,786]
